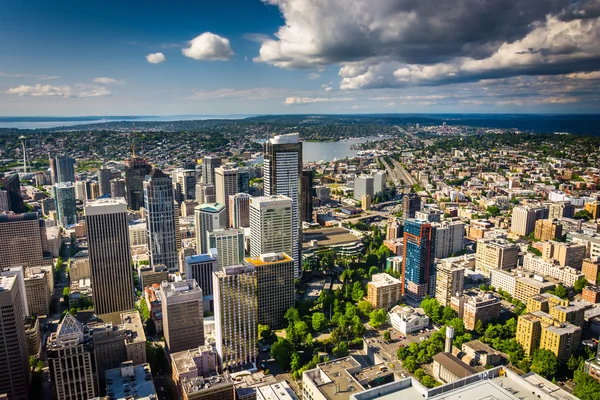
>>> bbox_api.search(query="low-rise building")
[583,285,600,303]
[461,340,502,367]
[388,306,429,335]
[105,362,156,400]
[582,258,600,285]
[179,373,235,400]
[514,277,555,304]
[171,345,218,382]
[139,264,168,289]
[463,293,501,331]
[489,268,517,297]
[70,251,91,281]
[432,352,478,384]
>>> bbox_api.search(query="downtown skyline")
[1,0,600,116]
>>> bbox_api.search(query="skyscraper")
[185,253,219,310]
[160,280,204,354]
[402,219,435,300]
[229,192,251,228]
[0,212,47,268]
[144,169,178,273]
[238,169,250,193]
[215,167,239,228]
[85,198,134,315]
[98,167,113,197]
[202,155,221,185]
[110,178,126,198]
[195,182,216,204]
[402,193,421,220]
[194,203,226,254]
[354,175,374,201]
[245,253,295,329]
[172,168,197,204]
[264,133,302,276]
[55,155,76,184]
[208,229,244,269]
[53,181,78,227]
[213,264,257,369]
[301,169,314,222]
[1,174,24,213]
[74,180,88,202]
[249,195,293,261]
[124,157,152,210]
[511,206,538,236]
[0,270,29,400]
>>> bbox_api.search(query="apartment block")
[161,280,204,354]
[367,273,402,311]
[463,293,501,331]
[582,258,600,285]
[510,206,538,236]
[534,219,562,242]
[583,285,600,303]
[0,212,47,268]
[489,268,517,297]
[24,266,52,316]
[542,241,586,269]
[432,220,465,259]
[434,260,464,307]
[514,276,555,304]
[475,238,519,276]
[522,253,585,287]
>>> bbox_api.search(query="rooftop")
[245,252,293,266]
[432,352,478,380]
[369,273,401,287]
[256,381,298,400]
[105,362,156,400]
[196,202,225,212]
[186,254,217,264]
[304,357,363,400]
[181,373,233,396]
[302,227,361,248]
[517,276,555,289]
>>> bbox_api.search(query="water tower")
[445,326,454,353]
[19,135,29,172]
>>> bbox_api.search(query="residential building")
[388,305,429,334]
[432,221,464,259]
[435,260,464,307]
[585,201,600,220]
[213,264,258,369]
[402,193,421,220]
[548,201,575,219]
[415,209,442,223]
[185,253,219,311]
[582,258,600,285]
[53,181,77,226]
[70,251,90,281]
[402,219,435,299]
[161,280,204,354]
[24,266,52,316]
[194,203,226,254]
[510,206,538,236]
[215,167,238,227]
[249,195,293,260]
[367,273,402,311]
[208,229,244,269]
[522,253,585,287]
[196,183,216,204]
[129,220,148,247]
[47,313,96,400]
[475,238,519,276]
[463,293,501,331]
[386,219,403,240]
[263,133,302,277]
[534,219,563,241]
[545,241,587,269]
[354,175,374,201]
[583,285,600,303]
[124,156,152,210]
[0,212,47,268]
[144,168,179,273]
[245,253,295,329]
[144,284,163,333]
[85,198,134,315]
[201,155,221,186]
[229,193,251,228]
[514,277,555,305]
[0,272,29,400]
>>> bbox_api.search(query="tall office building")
[0,270,29,400]
[238,169,250,193]
[124,157,152,210]
[354,175,374,201]
[373,171,386,198]
[402,219,435,300]
[47,313,96,400]
[195,182,216,204]
[110,178,126,199]
[202,155,221,185]
[160,280,204,354]
[55,155,76,184]
[172,168,197,204]
[85,198,134,315]
[144,169,178,273]
[49,155,58,185]
[0,190,9,212]
[208,229,245,269]
[403,193,421,220]
[74,180,88,201]
[98,167,113,197]
[215,167,239,228]
[185,253,219,310]
[229,193,251,228]
[245,253,295,329]
[213,264,258,369]
[301,169,314,222]
[1,174,24,213]
[264,133,302,277]
[249,195,293,261]
[511,206,538,236]
[194,203,226,254]
[475,238,520,276]
[0,212,47,268]
[53,181,78,227]
[88,181,100,200]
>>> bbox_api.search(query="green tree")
[574,209,593,221]
[447,318,466,336]
[369,309,387,328]
[574,277,589,293]
[368,265,379,277]
[403,356,417,373]
[441,307,457,323]
[551,284,568,299]
[312,312,328,332]
[567,354,584,371]
[285,308,300,324]
[351,281,365,302]
[258,324,274,343]
[474,319,485,335]
[333,341,349,357]
[530,349,558,379]
[383,331,391,342]
[486,206,500,217]
[421,375,438,388]
[357,300,373,317]
[271,338,294,370]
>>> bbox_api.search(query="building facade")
[208,229,245,269]
[160,280,204,354]
[194,203,226,255]
[249,195,293,261]
[402,219,435,299]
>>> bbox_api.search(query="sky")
[1,0,599,116]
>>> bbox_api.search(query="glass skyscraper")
[402,219,435,300]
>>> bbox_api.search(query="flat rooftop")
[302,227,360,248]
[306,357,363,400]
[105,362,156,400]
[517,276,555,289]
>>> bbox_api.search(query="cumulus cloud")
[6,84,111,98]
[284,96,354,105]
[257,0,600,91]
[93,77,125,84]
[182,32,234,61]
[146,53,166,64]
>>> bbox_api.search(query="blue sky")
[1,0,599,116]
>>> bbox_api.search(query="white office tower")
[250,195,293,263]
[215,167,239,228]
[144,169,179,273]
[433,221,465,259]
[194,203,226,254]
[264,133,302,277]
[510,206,538,236]
[195,182,216,204]
[85,198,134,315]
[208,229,245,269]
[354,175,374,201]
[74,180,88,202]
[229,192,251,228]
[373,171,386,198]
[213,264,258,369]
[172,168,197,204]
[201,155,221,185]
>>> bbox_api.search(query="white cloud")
[182,32,234,61]
[566,71,600,80]
[6,84,111,98]
[0,72,62,80]
[146,53,166,64]
[308,73,321,80]
[284,96,353,105]
[93,77,125,84]
[244,33,272,43]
